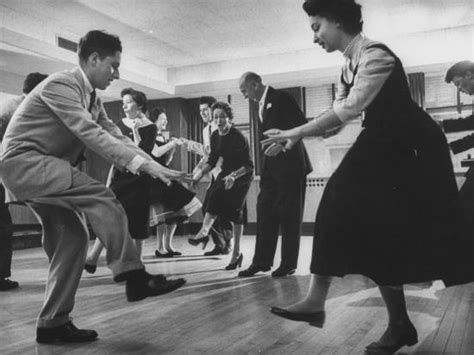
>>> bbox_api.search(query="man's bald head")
[239,71,265,102]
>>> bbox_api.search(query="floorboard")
[1,235,474,354]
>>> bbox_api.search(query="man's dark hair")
[121,88,148,113]
[302,0,363,34]
[149,107,166,123]
[211,101,234,121]
[78,30,122,61]
[445,61,474,83]
[23,72,48,94]
[199,96,217,107]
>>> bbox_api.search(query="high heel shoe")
[155,250,170,258]
[188,235,209,250]
[225,253,243,270]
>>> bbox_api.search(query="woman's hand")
[191,169,204,189]
[261,128,300,152]
[223,174,236,190]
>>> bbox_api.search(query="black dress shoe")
[170,250,182,256]
[365,322,418,354]
[0,278,19,291]
[36,321,98,343]
[126,273,186,302]
[84,264,97,274]
[238,264,270,277]
[271,267,296,277]
[270,307,326,328]
[204,246,225,256]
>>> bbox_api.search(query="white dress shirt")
[259,85,270,122]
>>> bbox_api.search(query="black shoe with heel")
[225,253,243,270]
[188,235,209,250]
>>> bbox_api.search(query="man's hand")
[140,160,186,185]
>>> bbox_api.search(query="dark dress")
[205,126,254,223]
[109,120,157,240]
[310,43,474,286]
[149,135,196,219]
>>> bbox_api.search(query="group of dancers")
[81,89,252,272]
[1,0,474,352]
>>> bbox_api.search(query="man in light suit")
[0,30,185,344]
[0,72,48,291]
[238,72,312,277]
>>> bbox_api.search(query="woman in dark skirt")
[148,107,202,257]
[85,88,156,269]
[190,102,254,270]
[263,0,474,353]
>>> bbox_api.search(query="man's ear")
[87,52,100,67]
[465,71,473,80]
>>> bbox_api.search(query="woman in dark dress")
[190,102,254,270]
[85,88,156,269]
[263,0,474,353]
[148,107,201,257]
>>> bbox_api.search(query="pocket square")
[266,103,272,109]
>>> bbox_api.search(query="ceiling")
[0,0,473,101]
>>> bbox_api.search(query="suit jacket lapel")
[71,67,97,119]
[262,87,274,127]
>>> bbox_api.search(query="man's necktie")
[88,90,96,112]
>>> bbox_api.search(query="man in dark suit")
[442,60,474,229]
[0,30,185,344]
[0,72,48,291]
[238,72,312,277]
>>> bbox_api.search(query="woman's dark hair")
[211,101,233,120]
[121,88,148,113]
[149,107,166,123]
[445,60,474,83]
[302,0,363,34]
[78,30,122,61]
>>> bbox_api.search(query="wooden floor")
[1,235,474,354]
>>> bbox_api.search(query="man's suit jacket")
[0,95,24,141]
[260,86,312,180]
[0,67,150,203]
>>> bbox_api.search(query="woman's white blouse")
[333,33,396,122]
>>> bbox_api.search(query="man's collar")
[78,66,94,94]
[259,85,269,105]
